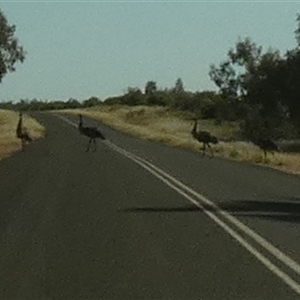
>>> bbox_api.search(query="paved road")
[1,112,300,299]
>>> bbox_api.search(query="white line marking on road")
[56,113,300,296]
[105,141,300,295]
[55,113,78,127]
[124,145,300,278]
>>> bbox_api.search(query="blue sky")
[0,1,299,102]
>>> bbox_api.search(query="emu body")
[16,113,32,151]
[252,137,278,161]
[78,114,105,152]
[191,119,218,157]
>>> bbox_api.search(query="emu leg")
[202,143,206,157]
[21,139,25,152]
[207,143,213,158]
[86,139,92,152]
[92,139,97,152]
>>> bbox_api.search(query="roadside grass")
[0,109,45,161]
[56,105,300,176]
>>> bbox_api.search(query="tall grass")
[0,110,45,160]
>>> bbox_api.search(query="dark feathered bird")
[252,137,278,161]
[78,114,105,152]
[16,112,32,151]
[191,119,218,157]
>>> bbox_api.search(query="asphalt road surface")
[1,112,300,300]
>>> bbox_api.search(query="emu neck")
[79,116,83,131]
[16,115,22,135]
[192,120,197,133]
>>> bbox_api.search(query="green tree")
[173,78,184,93]
[0,9,26,82]
[209,37,263,99]
[83,97,100,107]
[278,49,300,130]
[67,98,81,109]
[295,13,300,46]
[122,87,143,106]
[145,81,157,95]
[209,36,289,132]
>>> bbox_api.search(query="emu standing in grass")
[16,112,32,151]
[78,114,105,152]
[252,137,278,162]
[191,119,218,157]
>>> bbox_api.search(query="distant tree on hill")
[0,9,26,82]
[122,87,143,106]
[67,98,81,109]
[145,81,157,95]
[83,97,101,107]
[173,78,184,93]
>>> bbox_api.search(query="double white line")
[57,113,300,296]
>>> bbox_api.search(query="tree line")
[0,97,102,111]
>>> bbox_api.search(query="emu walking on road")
[191,119,218,157]
[16,112,32,151]
[78,114,105,152]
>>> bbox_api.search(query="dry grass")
[0,109,45,161]
[57,105,300,176]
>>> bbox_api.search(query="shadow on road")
[120,197,300,223]
[218,197,300,223]
[120,205,201,213]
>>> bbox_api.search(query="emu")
[16,112,32,151]
[191,119,218,157]
[252,137,278,161]
[78,114,105,152]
